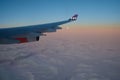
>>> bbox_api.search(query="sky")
[0,0,120,28]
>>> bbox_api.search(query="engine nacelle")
[0,35,40,44]
[27,36,40,42]
[25,32,40,42]
[12,32,41,44]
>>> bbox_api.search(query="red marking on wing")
[16,38,28,43]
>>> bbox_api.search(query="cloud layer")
[0,27,120,80]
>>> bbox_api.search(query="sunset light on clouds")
[0,0,120,80]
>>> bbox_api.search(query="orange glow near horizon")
[43,25,120,49]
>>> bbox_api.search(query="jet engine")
[14,32,41,43]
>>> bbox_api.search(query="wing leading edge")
[0,14,78,44]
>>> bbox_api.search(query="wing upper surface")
[0,14,78,44]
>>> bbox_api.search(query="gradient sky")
[0,0,120,27]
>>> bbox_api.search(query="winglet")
[69,14,78,21]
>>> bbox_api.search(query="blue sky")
[0,0,120,27]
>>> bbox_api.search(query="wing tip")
[69,14,78,21]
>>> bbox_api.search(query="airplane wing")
[0,14,78,44]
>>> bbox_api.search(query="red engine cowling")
[15,32,41,43]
